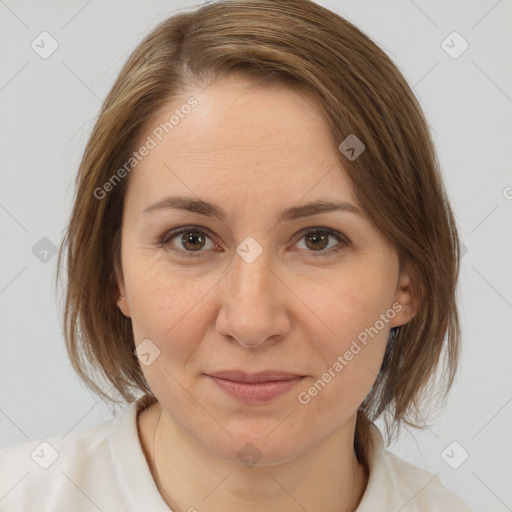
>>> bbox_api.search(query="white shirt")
[0,396,472,511]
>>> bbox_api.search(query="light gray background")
[1,1,511,511]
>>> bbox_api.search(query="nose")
[215,244,291,348]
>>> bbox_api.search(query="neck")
[138,401,368,512]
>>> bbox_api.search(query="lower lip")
[207,376,305,403]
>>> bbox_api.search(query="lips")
[206,370,305,383]
[205,370,306,403]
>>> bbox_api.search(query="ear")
[114,253,132,319]
[390,265,419,328]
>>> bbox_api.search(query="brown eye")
[181,230,207,251]
[161,227,217,258]
[295,228,349,258]
[303,231,329,251]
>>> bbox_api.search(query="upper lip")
[206,370,305,383]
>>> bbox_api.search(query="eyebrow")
[142,196,362,223]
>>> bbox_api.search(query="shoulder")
[0,401,136,512]
[357,423,473,511]
[0,409,114,463]
[383,448,473,511]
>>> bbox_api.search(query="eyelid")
[159,225,350,258]
[160,225,217,245]
[294,226,349,244]
[159,225,220,258]
[293,227,350,258]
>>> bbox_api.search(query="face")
[116,74,415,465]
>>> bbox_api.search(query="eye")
[159,226,219,258]
[159,226,349,259]
[294,228,349,258]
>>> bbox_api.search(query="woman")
[0,0,471,510]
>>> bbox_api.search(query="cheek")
[296,262,395,401]
[296,298,391,425]
[305,259,396,342]
[127,268,213,401]
[126,251,206,331]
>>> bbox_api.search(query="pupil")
[179,231,329,252]
[306,232,328,250]
[182,231,205,251]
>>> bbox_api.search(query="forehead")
[126,75,358,210]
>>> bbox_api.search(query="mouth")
[206,370,306,383]
[204,370,307,403]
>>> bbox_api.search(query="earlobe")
[116,294,132,318]
[115,270,131,318]
[390,270,419,328]
[114,253,131,317]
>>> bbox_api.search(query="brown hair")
[56,0,461,466]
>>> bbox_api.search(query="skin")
[116,74,416,512]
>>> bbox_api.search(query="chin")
[190,417,320,468]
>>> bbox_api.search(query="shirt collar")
[109,396,171,511]
[111,397,444,512]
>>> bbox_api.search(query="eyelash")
[158,225,350,260]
